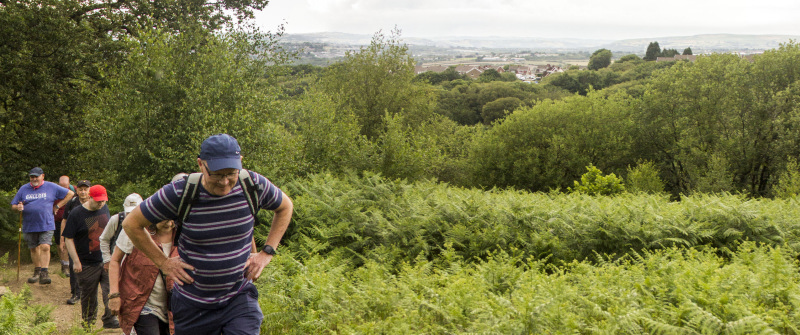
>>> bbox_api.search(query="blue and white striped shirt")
[140,170,283,309]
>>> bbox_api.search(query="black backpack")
[173,170,262,245]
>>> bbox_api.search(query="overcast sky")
[254,0,800,40]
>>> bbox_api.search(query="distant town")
[279,33,792,83]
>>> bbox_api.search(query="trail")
[4,260,121,334]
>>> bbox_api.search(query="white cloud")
[255,0,800,40]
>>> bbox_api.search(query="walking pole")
[18,209,22,281]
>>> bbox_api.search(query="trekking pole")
[17,208,22,281]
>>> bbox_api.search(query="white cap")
[123,193,143,213]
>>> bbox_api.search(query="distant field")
[423,59,590,68]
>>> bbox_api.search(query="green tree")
[588,49,612,70]
[644,41,661,61]
[625,161,665,194]
[83,27,292,188]
[469,91,635,191]
[0,0,275,189]
[481,97,523,125]
[683,47,693,55]
[661,48,680,57]
[616,54,642,64]
[319,28,436,139]
[478,69,503,82]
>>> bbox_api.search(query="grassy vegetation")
[250,173,800,333]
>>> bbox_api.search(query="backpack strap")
[177,173,203,224]
[239,169,261,217]
[109,211,126,251]
[174,173,202,245]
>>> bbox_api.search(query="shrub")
[626,160,665,194]
[569,164,625,196]
[773,157,800,198]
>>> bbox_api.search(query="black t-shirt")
[62,197,82,222]
[63,203,110,266]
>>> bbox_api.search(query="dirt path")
[4,260,121,334]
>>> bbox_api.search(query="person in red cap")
[64,184,120,329]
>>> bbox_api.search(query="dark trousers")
[69,257,81,296]
[77,264,114,325]
[134,314,169,335]
[171,284,262,335]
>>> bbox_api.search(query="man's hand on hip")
[244,252,273,281]
[161,256,195,286]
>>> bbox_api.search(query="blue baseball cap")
[199,134,242,171]
[29,167,44,177]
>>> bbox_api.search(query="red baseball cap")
[89,185,108,202]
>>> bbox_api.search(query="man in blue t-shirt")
[11,167,75,284]
[123,134,294,334]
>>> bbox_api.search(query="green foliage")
[644,41,662,61]
[481,97,523,125]
[434,80,566,125]
[542,67,621,95]
[260,238,800,333]
[588,48,613,70]
[683,47,693,55]
[632,45,800,196]
[285,173,794,269]
[470,91,634,191]
[319,28,437,139]
[414,66,469,85]
[569,164,625,196]
[617,54,643,64]
[0,286,57,334]
[773,157,800,198]
[83,26,290,189]
[626,160,666,194]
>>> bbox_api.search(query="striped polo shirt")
[139,170,283,309]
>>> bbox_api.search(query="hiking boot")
[61,264,70,277]
[66,294,79,305]
[103,318,120,329]
[39,269,51,284]
[27,268,40,283]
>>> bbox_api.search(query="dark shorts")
[171,283,263,335]
[23,231,54,249]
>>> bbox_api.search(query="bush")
[773,157,800,198]
[569,164,625,196]
[626,160,665,194]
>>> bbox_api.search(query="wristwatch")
[262,244,277,255]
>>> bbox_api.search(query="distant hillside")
[602,34,800,53]
[282,32,800,53]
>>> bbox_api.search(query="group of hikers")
[10,134,294,335]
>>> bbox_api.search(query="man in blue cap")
[123,134,294,334]
[11,167,75,284]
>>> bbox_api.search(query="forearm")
[122,208,167,267]
[56,192,74,209]
[263,195,293,249]
[65,239,79,264]
[109,259,121,293]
